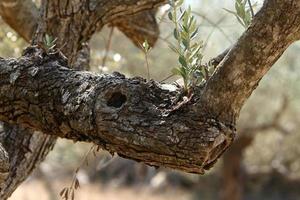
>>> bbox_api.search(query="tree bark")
[0,48,235,174]
[220,97,288,200]
[220,135,253,200]
[0,140,9,190]
[0,123,56,200]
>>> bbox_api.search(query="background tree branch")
[0,0,39,42]
[200,0,300,122]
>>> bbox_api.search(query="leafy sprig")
[43,34,57,51]
[168,0,208,96]
[224,0,254,28]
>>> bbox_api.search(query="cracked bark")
[0,0,300,198]
[0,124,56,199]
[0,47,235,174]
[0,140,9,190]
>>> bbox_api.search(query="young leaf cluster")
[169,0,208,95]
[43,34,57,51]
[224,0,253,28]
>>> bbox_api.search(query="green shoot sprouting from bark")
[141,40,151,81]
[168,0,209,96]
[43,34,57,51]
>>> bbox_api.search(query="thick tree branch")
[39,0,167,62]
[111,9,159,47]
[0,0,38,42]
[0,124,56,199]
[0,47,235,174]
[0,0,164,51]
[200,0,300,122]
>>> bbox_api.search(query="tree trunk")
[220,135,253,200]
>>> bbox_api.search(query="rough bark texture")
[0,48,235,174]
[0,140,9,190]
[0,123,56,200]
[0,0,300,198]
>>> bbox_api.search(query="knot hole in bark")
[107,92,127,108]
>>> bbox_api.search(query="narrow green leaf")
[173,29,179,40]
[168,12,173,21]
[179,55,188,68]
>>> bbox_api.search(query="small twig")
[202,16,228,53]
[192,11,233,44]
[101,27,114,67]
[145,53,150,81]
[97,155,118,171]
[159,74,175,83]
[60,145,97,200]
[141,40,151,81]
[158,7,171,25]
[247,0,255,18]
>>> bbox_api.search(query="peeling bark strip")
[0,48,235,174]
